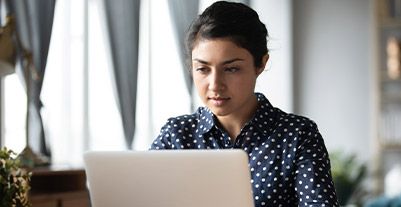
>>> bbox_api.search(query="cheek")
[230,76,257,92]
[192,75,206,91]
[231,75,256,86]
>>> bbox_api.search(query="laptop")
[84,149,254,207]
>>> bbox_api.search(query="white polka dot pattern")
[150,93,339,206]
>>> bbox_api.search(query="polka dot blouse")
[150,93,339,207]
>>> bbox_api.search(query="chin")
[208,107,231,117]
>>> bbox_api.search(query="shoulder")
[271,107,323,149]
[271,109,330,162]
[158,107,210,134]
[254,92,320,137]
[275,108,319,132]
[151,107,210,150]
[166,108,205,127]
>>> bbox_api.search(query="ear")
[256,54,269,76]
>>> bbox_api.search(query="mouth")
[208,96,230,106]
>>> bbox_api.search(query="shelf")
[377,0,401,26]
[380,71,401,103]
[381,96,401,104]
[379,140,401,150]
[375,0,401,195]
[380,18,401,28]
[380,70,401,83]
[380,92,401,104]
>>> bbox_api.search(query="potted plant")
[0,147,32,207]
[330,151,367,206]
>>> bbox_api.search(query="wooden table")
[29,166,90,207]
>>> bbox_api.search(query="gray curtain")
[168,0,199,112]
[7,0,55,157]
[102,0,140,149]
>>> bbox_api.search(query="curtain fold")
[7,0,55,157]
[102,0,140,149]
[167,0,199,112]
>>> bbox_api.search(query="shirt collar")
[197,107,215,134]
[197,93,277,136]
[251,92,277,136]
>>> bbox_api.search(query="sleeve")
[294,120,339,206]
[149,120,173,150]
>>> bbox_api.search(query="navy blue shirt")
[150,93,339,206]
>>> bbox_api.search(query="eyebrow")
[193,58,244,65]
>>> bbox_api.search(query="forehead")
[192,38,253,63]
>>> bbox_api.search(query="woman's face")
[191,38,265,119]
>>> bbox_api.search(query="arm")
[150,120,173,150]
[294,121,339,206]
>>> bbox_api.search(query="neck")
[216,95,259,141]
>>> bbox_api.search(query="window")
[3,0,126,165]
[2,0,192,164]
[3,0,292,165]
[3,74,26,153]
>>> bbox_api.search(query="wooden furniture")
[373,0,401,195]
[29,166,90,207]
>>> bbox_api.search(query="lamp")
[0,15,16,75]
[0,14,49,167]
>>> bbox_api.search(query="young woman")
[151,1,339,206]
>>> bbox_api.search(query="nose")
[208,71,225,92]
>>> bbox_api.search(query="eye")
[224,67,239,73]
[194,67,209,74]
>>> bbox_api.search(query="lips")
[208,96,230,106]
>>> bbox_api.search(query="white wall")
[252,0,293,113]
[293,0,373,160]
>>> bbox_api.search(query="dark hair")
[185,1,269,70]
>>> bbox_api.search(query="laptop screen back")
[84,150,254,207]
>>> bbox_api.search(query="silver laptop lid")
[84,150,254,207]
